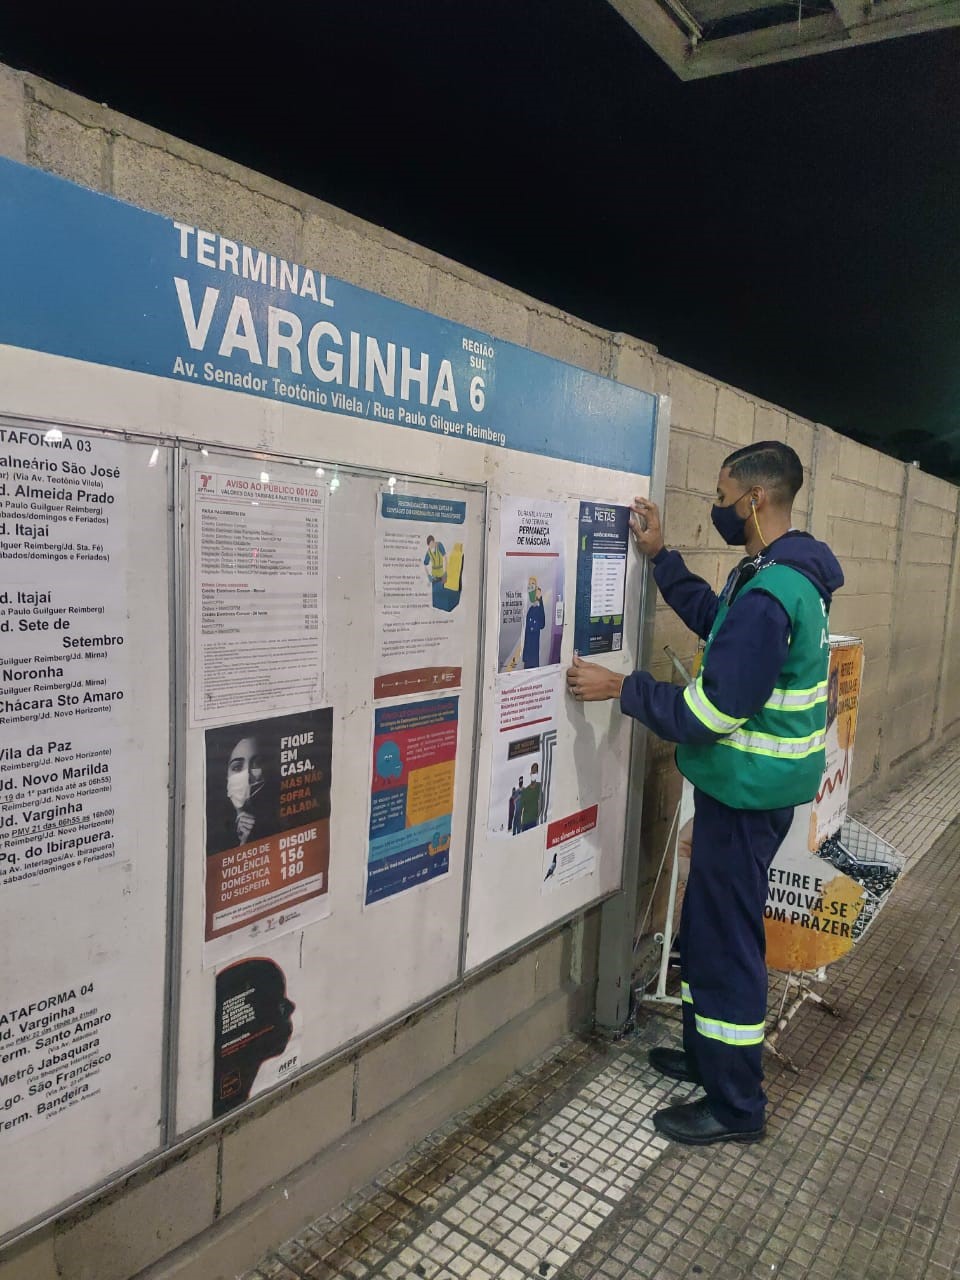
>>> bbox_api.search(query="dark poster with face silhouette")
[213,954,300,1116]
[203,708,332,966]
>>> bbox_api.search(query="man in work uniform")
[566,441,843,1144]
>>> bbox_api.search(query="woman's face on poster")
[226,737,265,810]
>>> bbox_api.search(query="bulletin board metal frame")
[0,397,672,1251]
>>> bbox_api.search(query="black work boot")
[653,1098,765,1145]
[648,1046,701,1084]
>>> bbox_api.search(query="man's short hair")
[723,440,803,506]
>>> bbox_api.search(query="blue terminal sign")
[0,158,656,474]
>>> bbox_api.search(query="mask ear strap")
[750,497,768,548]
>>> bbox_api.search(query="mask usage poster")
[497,498,565,674]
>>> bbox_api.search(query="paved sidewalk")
[856,735,960,873]
[244,745,960,1280]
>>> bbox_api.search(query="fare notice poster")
[191,469,326,724]
[366,697,458,905]
[374,490,467,700]
[573,501,629,656]
[204,707,332,966]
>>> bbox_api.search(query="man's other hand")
[630,497,665,559]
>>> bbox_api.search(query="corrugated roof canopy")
[607,0,960,77]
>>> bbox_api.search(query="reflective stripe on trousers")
[680,982,765,1046]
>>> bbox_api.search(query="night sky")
[2,1,958,479]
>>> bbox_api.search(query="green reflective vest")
[675,563,829,811]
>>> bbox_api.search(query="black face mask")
[711,492,752,546]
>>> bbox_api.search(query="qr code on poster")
[613,634,622,651]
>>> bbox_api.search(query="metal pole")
[595,393,671,1034]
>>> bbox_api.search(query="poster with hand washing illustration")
[497,498,566,673]
[374,490,467,700]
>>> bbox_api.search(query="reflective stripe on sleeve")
[683,679,747,736]
[693,1014,765,1046]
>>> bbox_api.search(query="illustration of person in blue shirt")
[522,578,546,669]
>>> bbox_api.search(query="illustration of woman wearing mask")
[206,729,280,854]
[503,576,548,672]
[521,577,546,669]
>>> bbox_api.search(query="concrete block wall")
[1,61,959,1280]
[618,358,960,914]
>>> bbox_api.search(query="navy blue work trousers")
[679,788,794,1130]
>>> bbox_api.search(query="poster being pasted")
[366,697,458,905]
[204,707,333,966]
[498,498,565,673]
[488,670,561,838]
[374,491,467,700]
[573,501,630,656]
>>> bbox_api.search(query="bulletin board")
[463,470,651,972]
[173,449,486,1133]
[0,153,664,1239]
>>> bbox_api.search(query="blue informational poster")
[573,501,630,656]
[366,697,459,905]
